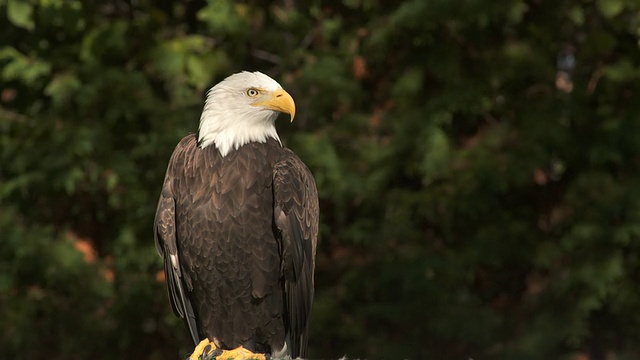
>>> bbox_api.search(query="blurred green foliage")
[2,0,640,359]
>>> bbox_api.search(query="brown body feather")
[154,134,318,357]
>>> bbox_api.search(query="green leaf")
[507,1,528,24]
[104,171,119,192]
[44,73,81,105]
[605,59,637,82]
[420,125,451,185]
[197,0,248,35]
[64,167,84,194]
[568,5,585,26]
[186,54,215,90]
[0,172,42,199]
[391,67,424,104]
[7,0,34,30]
[0,46,51,84]
[597,0,624,18]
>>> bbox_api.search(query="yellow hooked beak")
[252,89,296,122]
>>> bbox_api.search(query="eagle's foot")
[212,346,267,360]
[188,338,219,360]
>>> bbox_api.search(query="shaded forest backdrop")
[2,0,640,359]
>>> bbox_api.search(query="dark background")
[2,0,640,359]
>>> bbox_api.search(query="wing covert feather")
[273,150,319,358]
[154,138,200,345]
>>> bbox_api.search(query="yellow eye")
[246,88,259,97]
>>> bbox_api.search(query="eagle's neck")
[197,100,282,157]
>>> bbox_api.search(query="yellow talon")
[189,338,218,360]
[215,346,266,360]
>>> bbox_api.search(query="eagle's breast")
[173,135,286,351]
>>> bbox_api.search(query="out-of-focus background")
[2,0,640,359]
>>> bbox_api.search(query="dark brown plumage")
[154,133,318,358]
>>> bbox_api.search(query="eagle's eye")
[246,88,259,97]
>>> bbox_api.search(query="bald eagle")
[154,71,319,360]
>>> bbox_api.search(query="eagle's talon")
[203,348,223,360]
[213,346,266,360]
[189,338,218,360]
[202,344,212,357]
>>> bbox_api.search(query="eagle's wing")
[273,150,319,358]
[154,145,200,345]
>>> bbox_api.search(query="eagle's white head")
[197,71,296,156]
